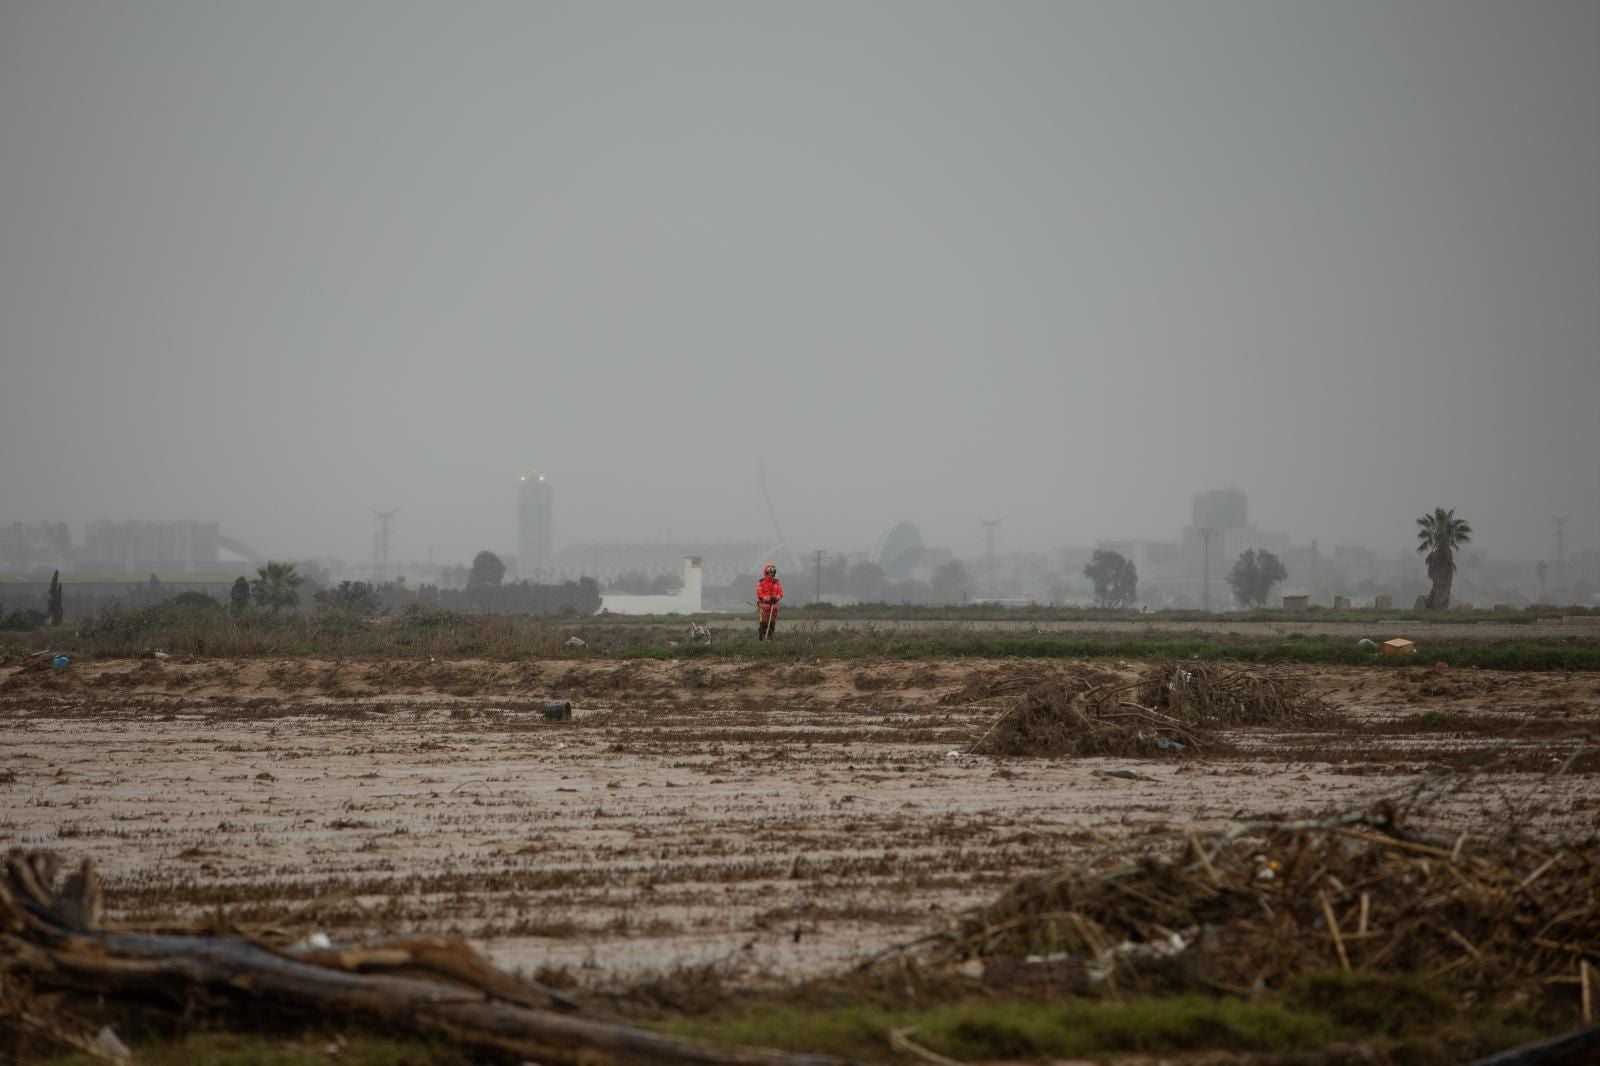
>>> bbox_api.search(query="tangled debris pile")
[912,805,1598,1020]
[0,850,848,1066]
[1137,662,1329,728]
[970,662,1328,758]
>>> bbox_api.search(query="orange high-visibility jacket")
[756,575,783,605]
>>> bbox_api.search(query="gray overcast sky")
[2,0,1596,565]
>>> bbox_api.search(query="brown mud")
[2,657,1596,984]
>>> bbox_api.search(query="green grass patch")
[622,632,1600,670]
[1286,971,1456,1036]
[11,603,1600,670]
[662,974,1564,1064]
[928,997,1339,1059]
[28,977,1566,1065]
[665,996,1345,1062]
[782,604,1592,625]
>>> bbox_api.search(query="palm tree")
[1415,508,1472,609]
[250,561,304,612]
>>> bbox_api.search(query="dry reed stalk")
[1318,892,1350,971]
[1583,959,1595,1026]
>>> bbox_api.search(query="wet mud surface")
[3,657,1597,982]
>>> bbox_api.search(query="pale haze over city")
[2,1,1596,581]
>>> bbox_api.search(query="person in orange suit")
[755,563,783,640]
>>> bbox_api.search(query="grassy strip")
[30,974,1559,1065]
[647,633,1600,670]
[783,604,1595,624]
[665,998,1336,1061]
[660,973,1552,1065]
[5,605,1599,669]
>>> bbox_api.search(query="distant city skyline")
[4,483,1593,574]
[7,500,1598,608]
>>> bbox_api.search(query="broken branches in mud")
[871,803,1599,1023]
[967,662,1328,758]
[0,851,853,1066]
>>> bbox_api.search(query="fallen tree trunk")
[1,851,851,1066]
[1462,1024,1600,1066]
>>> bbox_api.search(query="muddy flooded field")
[3,656,1597,986]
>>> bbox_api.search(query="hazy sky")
[2,1,1596,566]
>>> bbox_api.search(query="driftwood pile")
[0,850,850,1065]
[971,662,1327,758]
[1136,662,1329,728]
[923,806,1598,1019]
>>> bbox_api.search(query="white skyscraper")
[517,473,552,579]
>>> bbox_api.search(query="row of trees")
[787,557,973,606]
[254,513,1476,615]
[1082,547,1292,608]
[258,552,602,617]
[1081,504,1472,610]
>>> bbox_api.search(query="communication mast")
[373,509,399,583]
[1550,515,1571,598]
[1199,527,1217,612]
[980,519,1002,599]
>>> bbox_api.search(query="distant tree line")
[0,554,600,630]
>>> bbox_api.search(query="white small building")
[599,557,703,615]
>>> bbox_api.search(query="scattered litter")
[564,637,587,648]
[50,655,70,669]
[292,931,333,950]
[153,650,171,659]
[93,1026,130,1060]
[544,701,573,721]
[1357,638,1378,650]
[1382,637,1417,656]
[1024,951,1073,964]
[1154,738,1186,752]
[1095,769,1143,781]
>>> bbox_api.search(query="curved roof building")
[874,521,927,580]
